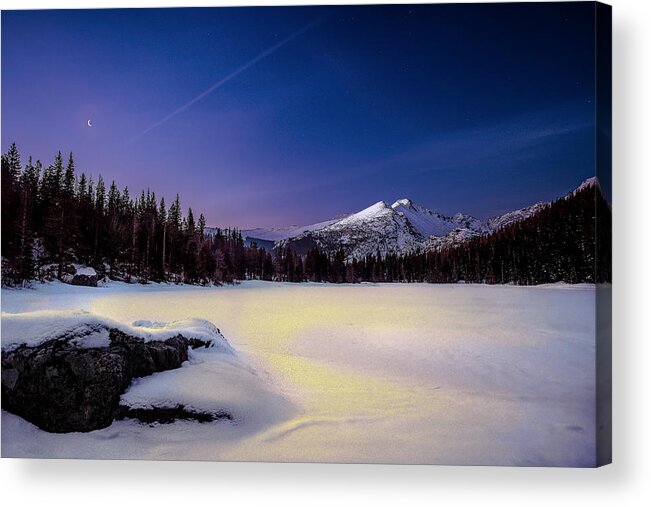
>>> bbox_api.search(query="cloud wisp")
[130,18,322,143]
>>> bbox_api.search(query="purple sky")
[2,4,598,228]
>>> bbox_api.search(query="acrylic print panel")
[0,2,611,467]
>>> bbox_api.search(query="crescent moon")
[87,120,92,127]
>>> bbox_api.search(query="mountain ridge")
[228,177,599,259]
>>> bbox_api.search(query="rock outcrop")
[62,265,98,287]
[1,329,215,433]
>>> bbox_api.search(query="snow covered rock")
[1,312,229,433]
[570,176,599,196]
[423,227,484,251]
[61,264,98,287]
[486,201,549,232]
[391,199,485,238]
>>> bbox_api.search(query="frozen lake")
[1,281,597,466]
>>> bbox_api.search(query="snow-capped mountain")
[277,201,422,258]
[230,177,599,260]
[273,199,485,259]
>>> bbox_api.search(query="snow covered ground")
[1,280,597,466]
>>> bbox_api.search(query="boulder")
[1,329,211,433]
[69,266,98,287]
[70,273,98,287]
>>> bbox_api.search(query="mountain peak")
[392,198,413,210]
[575,176,599,192]
[566,176,601,200]
[332,200,392,228]
[363,200,390,214]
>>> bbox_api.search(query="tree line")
[1,143,610,287]
[258,181,611,285]
[346,184,610,285]
[1,143,274,285]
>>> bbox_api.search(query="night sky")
[2,3,598,228]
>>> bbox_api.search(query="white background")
[1,0,649,505]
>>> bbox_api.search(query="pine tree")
[16,157,36,282]
[187,208,196,236]
[63,152,76,198]
[93,175,106,265]
[1,143,22,264]
[198,213,206,241]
